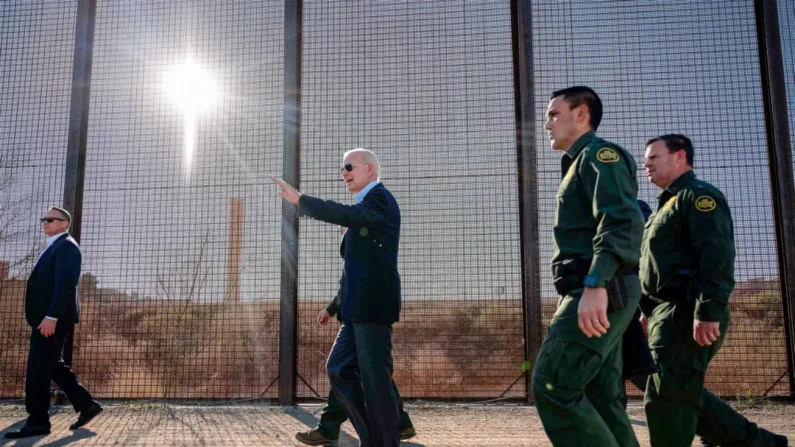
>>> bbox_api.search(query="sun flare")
[163,57,217,179]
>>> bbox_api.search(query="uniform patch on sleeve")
[695,196,716,212]
[596,147,620,163]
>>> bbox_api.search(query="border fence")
[1,0,793,404]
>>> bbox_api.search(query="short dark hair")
[550,86,603,131]
[646,134,694,166]
[49,206,72,225]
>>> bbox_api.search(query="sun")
[163,56,217,179]
[164,56,217,113]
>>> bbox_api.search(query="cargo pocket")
[649,363,704,411]
[534,335,603,392]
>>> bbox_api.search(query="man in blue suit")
[272,148,402,447]
[4,207,101,439]
[295,278,415,446]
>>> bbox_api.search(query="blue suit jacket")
[25,234,82,327]
[299,183,401,325]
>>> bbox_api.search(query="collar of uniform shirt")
[664,170,696,195]
[46,231,68,246]
[354,180,380,204]
[565,130,595,159]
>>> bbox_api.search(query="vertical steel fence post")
[280,0,303,405]
[511,0,543,403]
[755,0,795,396]
[62,0,97,367]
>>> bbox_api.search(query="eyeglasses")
[341,162,368,173]
[40,217,66,223]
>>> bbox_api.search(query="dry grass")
[0,278,789,400]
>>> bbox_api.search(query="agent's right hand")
[317,309,331,326]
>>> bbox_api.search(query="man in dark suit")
[4,207,102,439]
[295,278,415,445]
[272,148,402,447]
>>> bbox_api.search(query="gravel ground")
[1,400,793,446]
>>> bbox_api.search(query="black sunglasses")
[341,162,368,173]
[40,217,66,223]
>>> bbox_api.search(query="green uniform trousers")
[645,301,782,447]
[316,380,412,439]
[533,280,642,447]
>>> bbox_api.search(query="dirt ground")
[1,400,794,446]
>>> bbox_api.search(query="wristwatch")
[583,275,602,288]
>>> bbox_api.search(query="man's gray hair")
[48,206,72,225]
[343,148,381,179]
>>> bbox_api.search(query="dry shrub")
[0,279,31,397]
[1,277,791,399]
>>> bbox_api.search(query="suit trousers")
[326,322,399,447]
[26,323,93,425]
[316,378,412,439]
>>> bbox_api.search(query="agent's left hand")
[693,320,720,346]
[578,287,610,338]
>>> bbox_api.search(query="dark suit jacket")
[299,183,401,325]
[25,234,82,327]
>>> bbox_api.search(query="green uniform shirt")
[553,131,644,288]
[639,170,735,322]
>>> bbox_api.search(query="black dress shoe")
[70,401,103,430]
[3,423,51,439]
[400,426,417,440]
[295,429,338,445]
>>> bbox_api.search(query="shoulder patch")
[695,196,716,212]
[596,147,620,164]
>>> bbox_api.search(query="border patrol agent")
[533,86,644,447]
[641,134,788,447]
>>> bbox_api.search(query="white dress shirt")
[39,232,68,322]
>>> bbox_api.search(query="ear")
[574,104,589,125]
[676,149,688,166]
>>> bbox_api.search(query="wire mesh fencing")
[74,0,284,399]
[0,0,793,401]
[298,0,524,400]
[0,0,77,398]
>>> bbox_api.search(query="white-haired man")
[272,148,402,447]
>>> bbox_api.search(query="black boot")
[3,423,51,439]
[772,434,789,447]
